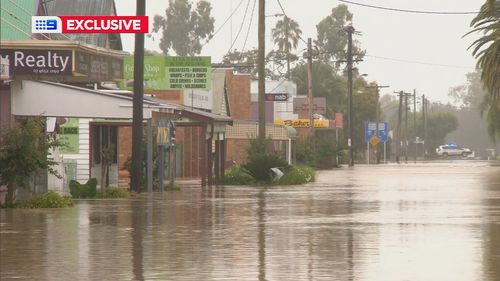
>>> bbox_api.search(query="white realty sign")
[0,49,73,76]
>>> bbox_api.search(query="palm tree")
[468,0,500,140]
[271,16,302,79]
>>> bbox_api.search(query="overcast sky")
[116,0,484,103]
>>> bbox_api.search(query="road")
[1,161,499,280]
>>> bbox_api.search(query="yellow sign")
[369,135,381,146]
[274,119,329,128]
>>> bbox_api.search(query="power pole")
[422,95,427,161]
[396,91,403,163]
[307,38,314,139]
[413,89,417,163]
[131,0,146,193]
[285,16,290,80]
[404,92,408,163]
[258,0,266,141]
[346,26,355,167]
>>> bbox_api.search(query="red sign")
[59,16,149,33]
[265,93,288,101]
[334,113,343,129]
[293,97,326,114]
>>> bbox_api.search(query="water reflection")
[0,162,499,280]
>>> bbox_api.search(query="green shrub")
[69,178,97,198]
[218,166,256,185]
[16,191,74,208]
[277,165,316,185]
[243,154,289,183]
[98,187,131,198]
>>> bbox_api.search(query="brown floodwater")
[1,161,499,281]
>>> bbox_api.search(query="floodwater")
[1,161,499,281]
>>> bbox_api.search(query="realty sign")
[0,49,72,76]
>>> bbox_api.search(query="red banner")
[59,16,149,33]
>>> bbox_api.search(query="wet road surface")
[1,161,499,280]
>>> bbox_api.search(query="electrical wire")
[203,0,246,47]
[364,54,475,70]
[227,0,252,53]
[276,0,308,45]
[337,0,479,15]
[241,0,257,52]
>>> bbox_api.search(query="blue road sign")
[365,122,388,142]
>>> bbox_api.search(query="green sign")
[59,118,79,154]
[165,56,211,90]
[122,56,211,90]
[123,56,167,90]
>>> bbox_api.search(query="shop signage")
[265,93,288,101]
[59,118,79,154]
[74,51,123,81]
[123,56,167,89]
[0,49,72,76]
[274,119,329,128]
[293,97,326,114]
[165,56,211,90]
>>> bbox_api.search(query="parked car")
[436,144,472,157]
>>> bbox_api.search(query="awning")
[11,80,176,119]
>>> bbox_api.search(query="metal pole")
[346,26,354,167]
[147,119,153,193]
[131,0,146,193]
[367,141,370,164]
[258,0,266,141]
[404,93,408,163]
[307,38,314,140]
[384,141,386,163]
[159,145,164,192]
[413,89,417,163]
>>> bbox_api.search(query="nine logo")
[31,16,62,33]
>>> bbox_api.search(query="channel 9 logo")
[32,16,62,33]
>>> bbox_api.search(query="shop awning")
[11,80,176,119]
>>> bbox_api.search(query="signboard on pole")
[123,56,167,89]
[364,122,388,142]
[293,97,326,114]
[165,56,211,90]
[265,93,288,101]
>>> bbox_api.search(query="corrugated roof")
[0,0,36,40]
[42,0,122,50]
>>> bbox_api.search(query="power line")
[203,0,246,47]
[337,0,479,15]
[275,0,308,45]
[364,54,475,69]
[227,0,252,53]
[242,0,257,52]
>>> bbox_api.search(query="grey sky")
[116,0,483,103]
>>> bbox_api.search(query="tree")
[0,118,61,205]
[222,49,259,78]
[449,71,484,110]
[468,0,500,140]
[271,16,303,78]
[315,4,365,71]
[152,0,215,56]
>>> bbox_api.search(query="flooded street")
[1,161,499,281]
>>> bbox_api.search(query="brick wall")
[226,71,251,120]
[226,139,250,166]
[146,89,184,105]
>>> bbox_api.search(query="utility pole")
[422,95,427,161]
[131,0,145,193]
[404,92,408,163]
[413,89,417,163]
[285,16,290,80]
[307,38,314,139]
[396,91,403,163]
[258,0,266,141]
[346,26,355,167]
